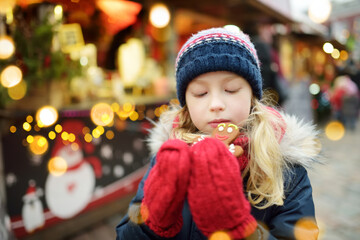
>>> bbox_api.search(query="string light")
[36,106,58,127]
[308,0,332,24]
[149,3,170,28]
[1,65,22,88]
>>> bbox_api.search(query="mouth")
[208,119,230,128]
[215,134,229,141]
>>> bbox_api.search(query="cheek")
[187,104,202,123]
[231,99,251,123]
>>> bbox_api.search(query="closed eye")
[225,89,239,94]
[193,92,207,97]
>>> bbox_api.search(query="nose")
[209,94,225,112]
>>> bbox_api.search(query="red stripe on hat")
[176,33,259,68]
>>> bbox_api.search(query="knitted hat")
[175,27,263,106]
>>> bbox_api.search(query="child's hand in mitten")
[141,139,191,237]
[188,138,257,239]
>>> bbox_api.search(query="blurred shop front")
[0,0,338,239]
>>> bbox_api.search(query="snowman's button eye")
[218,126,224,131]
[227,127,233,133]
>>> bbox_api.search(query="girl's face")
[185,71,253,134]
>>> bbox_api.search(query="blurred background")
[0,0,359,239]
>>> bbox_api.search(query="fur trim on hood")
[146,109,322,169]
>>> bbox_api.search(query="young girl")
[116,27,321,240]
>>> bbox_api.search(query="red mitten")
[141,139,191,237]
[188,138,257,239]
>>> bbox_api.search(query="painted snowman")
[45,120,102,219]
[22,181,45,232]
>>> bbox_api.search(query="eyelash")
[226,88,239,94]
[194,92,207,97]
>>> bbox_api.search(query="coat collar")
[146,108,322,168]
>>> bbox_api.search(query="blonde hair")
[160,95,287,209]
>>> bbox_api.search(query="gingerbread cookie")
[212,123,244,157]
[192,123,244,157]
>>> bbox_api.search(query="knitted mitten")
[141,139,191,237]
[188,138,257,239]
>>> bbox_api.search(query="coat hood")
[146,109,322,169]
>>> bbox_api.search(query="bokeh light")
[309,83,320,95]
[23,122,31,131]
[129,111,139,121]
[322,42,333,54]
[68,133,76,142]
[331,48,340,59]
[48,156,67,176]
[29,135,48,155]
[48,131,56,140]
[92,128,101,138]
[26,135,34,143]
[55,124,63,133]
[0,36,15,59]
[84,133,93,143]
[123,102,134,112]
[294,217,319,240]
[325,121,345,141]
[82,127,90,135]
[7,80,27,100]
[209,231,232,240]
[96,126,105,135]
[54,5,63,21]
[34,124,41,132]
[111,102,120,112]
[340,50,348,61]
[26,115,33,123]
[1,65,22,88]
[149,3,170,28]
[308,0,332,24]
[36,106,58,127]
[106,130,115,140]
[10,125,16,133]
[91,102,114,126]
[61,131,69,141]
[71,142,79,151]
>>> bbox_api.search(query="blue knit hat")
[175,27,263,107]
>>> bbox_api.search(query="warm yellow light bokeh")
[325,121,345,141]
[1,65,22,88]
[26,135,34,143]
[84,133,93,142]
[91,102,114,126]
[294,217,319,240]
[23,122,31,131]
[209,231,232,240]
[7,80,27,100]
[149,3,170,28]
[48,157,68,176]
[61,131,69,141]
[29,135,49,155]
[129,111,139,121]
[0,36,15,59]
[10,125,16,133]
[55,124,63,133]
[331,49,340,59]
[106,130,115,140]
[48,131,56,140]
[36,106,58,127]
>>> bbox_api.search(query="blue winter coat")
[115,155,317,240]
